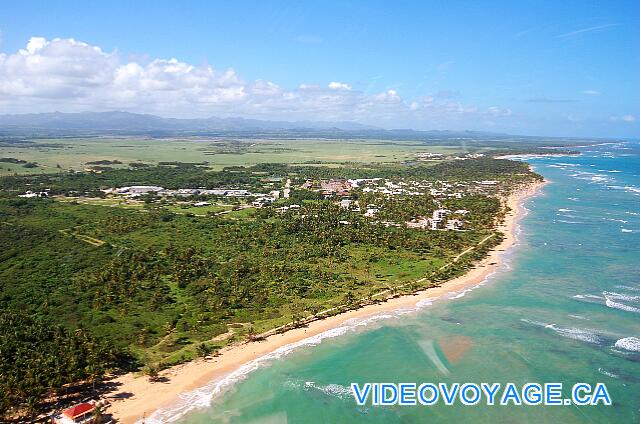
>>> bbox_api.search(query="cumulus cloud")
[0,37,513,128]
[327,81,351,91]
[0,37,117,99]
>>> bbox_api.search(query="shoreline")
[107,180,547,424]
[495,153,580,160]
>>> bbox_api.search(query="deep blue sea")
[153,141,640,423]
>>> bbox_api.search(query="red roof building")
[62,403,94,421]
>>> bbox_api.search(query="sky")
[0,0,638,138]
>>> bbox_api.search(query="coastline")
[495,153,580,160]
[107,180,547,424]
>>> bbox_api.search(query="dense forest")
[0,158,540,418]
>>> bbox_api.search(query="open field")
[0,137,473,175]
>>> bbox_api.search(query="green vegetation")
[0,153,541,418]
[0,134,579,176]
[0,137,425,176]
[0,312,124,418]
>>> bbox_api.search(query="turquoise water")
[162,142,640,423]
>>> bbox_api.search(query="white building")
[446,219,464,230]
[116,186,165,195]
[432,209,451,220]
[339,199,353,208]
[364,208,379,217]
[19,190,47,198]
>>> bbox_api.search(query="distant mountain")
[0,111,379,133]
[0,111,596,148]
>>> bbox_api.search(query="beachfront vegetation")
[0,312,124,418]
[0,154,540,418]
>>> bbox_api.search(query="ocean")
[153,141,640,423]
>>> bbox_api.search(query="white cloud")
[610,114,637,123]
[582,90,600,95]
[374,89,401,102]
[328,81,352,91]
[487,106,512,117]
[0,37,514,128]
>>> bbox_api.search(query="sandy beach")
[107,180,546,424]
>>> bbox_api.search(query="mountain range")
[0,111,380,133]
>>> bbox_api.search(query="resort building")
[116,185,165,195]
[339,199,353,208]
[19,190,48,198]
[407,212,466,231]
[446,219,464,230]
[54,402,96,424]
[364,207,379,217]
[406,216,430,229]
[432,209,452,220]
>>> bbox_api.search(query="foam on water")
[614,337,640,352]
[520,319,603,344]
[304,382,353,400]
[616,285,640,292]
[557,213,579,219]
[603,291,640,302]
[573,294,604,300]
[605,298,640,313]
[548,325,603,344]
[568,314,589,320]
[598,368,619,379]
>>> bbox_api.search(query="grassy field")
[164,203,234,215]
[0,137,473,175]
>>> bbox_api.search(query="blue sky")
[0,0,638,137]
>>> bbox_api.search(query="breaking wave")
[614,337,640,352]
[603,291,640,302]
[520,319,603,344]
[605,298,640,313]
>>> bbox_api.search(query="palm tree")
[144,364,160,382]
[92,405,103,424]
